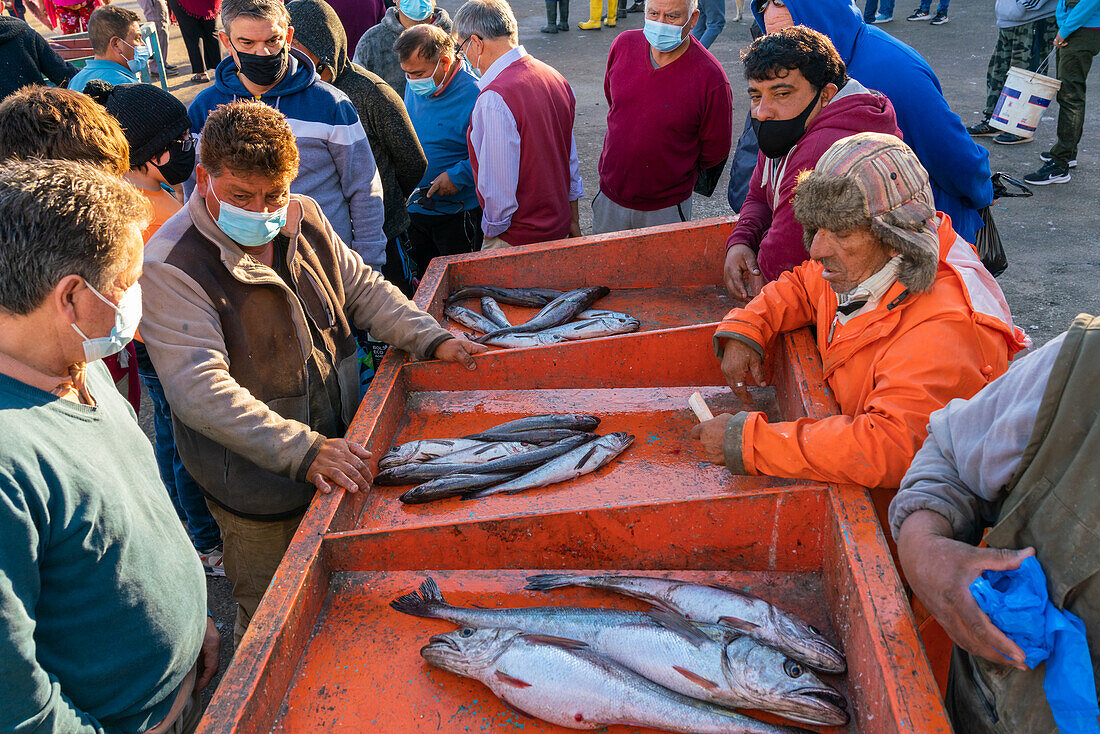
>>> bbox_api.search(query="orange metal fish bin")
[197,220,949,733]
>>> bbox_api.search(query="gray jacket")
[352,6,452,98]
[996,0,1058,28]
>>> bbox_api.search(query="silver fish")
[460,428,590,444]
[444,304,498,334]
[471,414,600,435]
[422,627,814,734]
[540,316,642,341]
[447,286,564,308]
[577,308,636,321]
[379,438,486,470]
[480,297,512,328]
[525,574,846,674]
[395,579,848,726]
[423,441,536,465]
[481,332,568,349]
[467,432,635,499]
[476,287,611,342]
[399,472,520,504]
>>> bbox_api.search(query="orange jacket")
[713,215,1029,489]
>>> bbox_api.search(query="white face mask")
[71,280,142,362]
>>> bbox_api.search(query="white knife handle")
[688,392,714,423]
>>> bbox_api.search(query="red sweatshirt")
[598,31,733,211]
[727,82,902,281]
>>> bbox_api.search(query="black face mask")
[751,86,822,159]
[234,43,289,86]
[153,137,196,186]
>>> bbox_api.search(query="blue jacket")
[751,0,993,243]
[1057,0,1100,38]
[188,49,387,266]
[69,58,138,92]
[403,66,480,215]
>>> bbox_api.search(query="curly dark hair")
[199,101,299,184]
[741,26,848,91]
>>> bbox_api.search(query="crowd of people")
[0,0,1096,731]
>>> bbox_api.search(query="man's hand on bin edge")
[721,339,766,406]
[435,336,489,370]
[723,244,765,302]
[690,413,734,465]
[307,438,373,494]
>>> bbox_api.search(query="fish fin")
[707,582,763,601]
[573,446,599,470]
[493,670,533,688]
[672,665,721,691]
[389,577,448,617]
[499,700,537,719]
[647,609,710,646]
[520,634,589,651]
[523,574,583,592]
[718,616,762,632]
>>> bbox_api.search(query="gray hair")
[453,0,518,42]
[0,159,151,315]
[221,0,290,36]
[644,0,699,14]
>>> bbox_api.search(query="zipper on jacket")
[300,267,336,329]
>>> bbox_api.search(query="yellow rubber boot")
[578,0,603,29]
[605,0,618,25]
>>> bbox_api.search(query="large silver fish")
[480,332,568,349]
[540,316,642,341]
[464,414,599,442]
[476,287,611,342]
[446,286,564,308]
[525,575,846,674]
[395,579,848,726]
[577,308,636,321]
[466,432,635,499]
[444,304,498,334]
[399,472,520,505]
[422,441,536,466]
[422,627,814,734]
[480,297,512,328]
[379,438,486,470]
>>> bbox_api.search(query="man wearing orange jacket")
[692,133,1029,492]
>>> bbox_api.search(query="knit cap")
[83,80,190,169]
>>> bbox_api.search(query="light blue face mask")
[71,280,142,362]
[208,184,288,248]
[643,18,688,53]
[121,39,151,73]
[399,0,432,21]
[406,58,441,96]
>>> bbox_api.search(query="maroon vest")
[468,54,576,246]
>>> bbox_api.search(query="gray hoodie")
[352,6,452,98]
[996,0,1058,28]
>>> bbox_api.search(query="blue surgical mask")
[71,280,142,362]
[399,0,432,21]
[207,184,288,248]
[406,58,441,96]
[643,18,687,53]
[121,39,151,73]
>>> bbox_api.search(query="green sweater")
[0,363,207,733]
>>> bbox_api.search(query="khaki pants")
[480,235,509,251]
[205,501,303,647]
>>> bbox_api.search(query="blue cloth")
[68,58,138,92]
[1057,0,1100,39]
[751,0,993,244]
[971,556,1100,734]
[727,110,758,211]
[403,65,481,216]
[919,0,950,14]
[692,0,727,49]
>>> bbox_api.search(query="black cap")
[83,80,191,169]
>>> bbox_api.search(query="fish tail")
[523,573,588,592]
[390,577,449,617]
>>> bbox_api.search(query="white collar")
[477,45,527,90]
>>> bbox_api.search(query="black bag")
[974,172,1032,277]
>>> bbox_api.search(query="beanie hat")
[792,132,940,293]
[83,80,191,170]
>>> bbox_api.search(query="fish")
[466,432,635,499]
[476,287,612,342]
[524,574,846,674]
[460,428,591,444]
[447,286,564,308]
[540,316,642,341]
[421,627,814,734]
[470,414,601,435]
[399,472,520,504]
[444,304,498,334]
[379,438,487,470]
[395,578,848,726]
[480,297,512,328]
[375,434,599,486]
[577,308,636,321]
[480,332,568,349]
[423,441,537,465]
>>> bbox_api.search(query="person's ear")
[285,25,294,48]
[153,149,171,167]
[820,82,840,107]
[195,164,210,196]
[218,29,233,53]
[53,274,86,325]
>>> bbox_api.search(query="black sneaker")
[907,8,931,20]
[930,10,948,24]
[993,132,1029,145]
[1024,161,1071,185]
[967,120,998,137]
[1040,150,1077,168]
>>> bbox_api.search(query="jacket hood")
[381,5,451,33]
[288,0,349,79]
[800,82,897,147]
[213,45,318,98]
[752,0,865,64]
[0,16,28,43]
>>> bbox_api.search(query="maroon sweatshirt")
[598,31,733,211]
[728,82,902,281]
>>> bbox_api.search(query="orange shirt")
[140,186,182,243]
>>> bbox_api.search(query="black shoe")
[907,8,931,20]
[967,120,998,137]
[1040,150,1077,168]
[626,1,643,11]
[542,1,558,32]
[541,23,559,32]
[1024,161,1071,185]
[994,132,1029,145]
[558,21,569,30]
[930,10,948,24]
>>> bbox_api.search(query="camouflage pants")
[983,19,1058,119]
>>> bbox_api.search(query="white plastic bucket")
[990,66,1061,138]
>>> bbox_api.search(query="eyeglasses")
[753,0,784,13]
[175,134,196,152]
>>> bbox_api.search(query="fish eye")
[460,628,475,637]
[783,660,804,678]
[809,625,821,635]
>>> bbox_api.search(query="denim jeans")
[918,0,947,14]
[691,0,726,48]
[866,0,894,18]
[134,343,222,551]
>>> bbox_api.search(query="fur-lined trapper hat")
[792,132,940,293]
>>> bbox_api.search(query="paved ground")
[25,0,1099,714]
